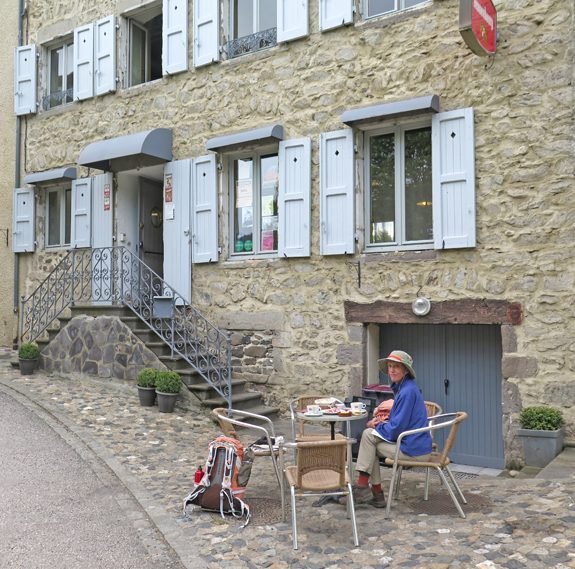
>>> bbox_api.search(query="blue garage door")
[380,324,504,469]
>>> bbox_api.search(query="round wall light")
[412,297,431,317]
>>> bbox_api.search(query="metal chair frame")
[384,411,469,519]
[212,408,285,519]
[282,438,359,550]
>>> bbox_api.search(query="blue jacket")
[375,378,432,457]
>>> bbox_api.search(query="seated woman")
[353,350,432,508]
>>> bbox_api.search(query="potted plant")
[517,406,565,468]
[18,342,40,375]
[137,368,158,407]
[155,370,182,413]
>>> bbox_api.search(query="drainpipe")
[14,0,26,347]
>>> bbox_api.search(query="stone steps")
[37,303,278,421]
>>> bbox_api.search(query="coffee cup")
[306,404,321,415]
[350,401,366,414]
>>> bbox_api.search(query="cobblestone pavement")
[1,348,574,569]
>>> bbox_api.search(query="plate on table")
[314,397,339,407]
[322,409,341,415]
[304,411,323,417]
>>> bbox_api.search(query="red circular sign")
[459,0,497,56]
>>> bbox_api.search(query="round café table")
[295,410,368,440]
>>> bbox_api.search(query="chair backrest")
[436,411,468,466]
[424,401,443,418]
[294,439,348,490]
[212,407,239,439]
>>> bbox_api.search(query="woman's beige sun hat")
[378,350,416,378]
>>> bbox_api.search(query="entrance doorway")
[139,178,164,277]
[380,323,504,469]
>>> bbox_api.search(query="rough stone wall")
[41,315,166,380]
[0,2,18,346]
[15,0,575,441]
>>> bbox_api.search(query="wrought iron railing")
[226,27,277,58]
[20,246,232,406]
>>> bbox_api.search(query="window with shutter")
[71,178,92,249]
[357,108,475,252]
[319,0,353,32]
[191,155,218,264]
[74,24,94,100]
[163,0,188,75]
[95,16,116,95]
[14,45,37,116]
[12,188,36,253]
[194,0,220,66]
[320,129,355,256]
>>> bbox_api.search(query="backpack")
[183,435,251,527]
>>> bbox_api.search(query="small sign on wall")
[459,0,497,56]
[164,173,173,203]
[104,183,111,211]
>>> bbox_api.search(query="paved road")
[0,391,186,569]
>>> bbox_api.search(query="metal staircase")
[19,246,272,413]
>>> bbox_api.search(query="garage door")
[380,324,504,469]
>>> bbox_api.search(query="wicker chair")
[284,438,359,550]
[212,408,285,517]
[288,395,345,441]
[384,412,469,519]
[424,401,443,450]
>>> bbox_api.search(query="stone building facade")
[8,0,575,468]
[0,2,18,346]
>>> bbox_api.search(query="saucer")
[304,411,323,416]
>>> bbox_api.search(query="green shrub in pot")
[18,342,40,360]
[137,367,158,388]
[155,370,182,394]
[519,406,564,431]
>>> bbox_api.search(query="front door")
[380,324,504,469]
[139,178,164,277]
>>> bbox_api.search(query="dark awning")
[206,124,284,153]
[341,95,440,127]
[24,166,77,185]
[78,128,173,172]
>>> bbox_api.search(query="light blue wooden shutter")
[319,0,353,31]
[163,159,192,302]
[194,0,219,67]
[320,129,355,255]
[71,178,92,248]
[14,45,37,115]
[191,154,218,264]
[278,138,311,257]
[94,16,116,96]
[163,0,188,75]
[277,0,309,43]
[74,24,94,101]
[12,188,35,252]
[432,108,476,249]
[91,173,113,248]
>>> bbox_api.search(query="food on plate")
[338,410,352,417]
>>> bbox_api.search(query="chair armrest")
[392,412,459,462]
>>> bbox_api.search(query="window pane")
[131,23,147,86]
[233,159,254,253]
[368,0,396,17]
[47,191,61,246]
[65,43,74,103]
[404,0,426,8]
[369,133,395,244]
[64,188,72,245]
[258,2,277,31]
[259,155,279,253]
[404,127,432,242]
[234,0,254,38]
[149,14,163,81]
[49,46,64,108]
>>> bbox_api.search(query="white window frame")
[124,2,163,87]
[363,0,429,20]
[45,38,74,110]
[227,147,280,258]
[45,186,72,248]
[363,118,434,252]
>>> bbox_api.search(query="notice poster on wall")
[104,183,111,211]
[236,180,252,208]
[164,174,173,203]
